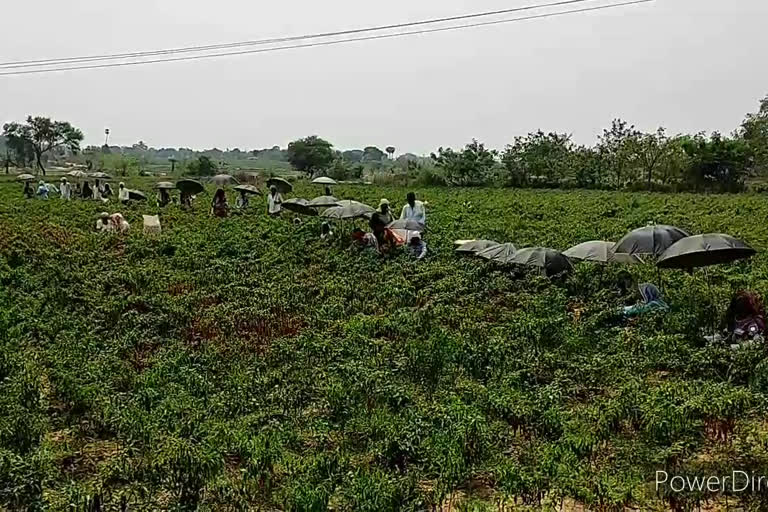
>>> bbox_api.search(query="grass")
[1,179,768,510]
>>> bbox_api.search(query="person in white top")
[59,178,72,200]
[400,192,426,225]
[96,212,111,232]
[118,182,130,204]
[93,180,103,201]
[267,186,283,216]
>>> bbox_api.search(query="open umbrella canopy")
[66,170,88,179]
[455,239,500,254]
[128,190,147,201]
[16,174,36,182]
[312,177,337,185]
[321,201,374,220]
[564,241,643,265]
[176,180,204,195]
[478,243,517,264]
[210,174,239,186]
[282,198,318,216]
[234,185,261,195]
[657,234,756,269]
[614,225,690,258]
[512,247,573,275]
[388,218,425,232]
[90,172,112,180]
[308,196,340,208]
[154,181,175,189]
[267,177,293,194]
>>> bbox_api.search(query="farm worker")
[74,182,82,197]
[59,178,72,200]
[725,290,765,343]
[23,181,34,199]
[320,222,334,240]
[292,217,302,226]
[109,213,130,233]
[325,185,333,196]
[622,284,668,318]
[268,186,283,217]
[369,199,394,245]
[351,228,378,251]
[211,188,229,218]
[118,182,130,204]
[82,181,93,199]
[157,188,171,207]
[180,191,192,209]
[407,234,427,260]
[95,212,111,232]
[400,192,426,225]
[93,179,103,201]
[102,183,114,198]
[36,180,50,199]
[236,189,249,209]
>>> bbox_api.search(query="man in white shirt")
[118,182,130,204]
[59,178,72,200]
[400,192,426,225]
[267,186,283,216]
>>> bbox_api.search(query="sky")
[1,0,767,154]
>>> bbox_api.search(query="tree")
[342,150,364,163]
[186,155,218,176]
[362,146,386,163]
[629,128,678,190]
[596,119,640,188]
[286,136,335,177]
[386,146,396,160]
[681,132,752,192]
[2,116,83,175]
[431,139,497,187]
[739,94,768,175]
[500,131,574,187]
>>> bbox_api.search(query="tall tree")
[501,131,574,187]
[2,116,83,176]
[431,139,497,187]
[739,94,768,175]
[597,119,640,188]
[286,136,335,177]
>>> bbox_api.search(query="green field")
[2,181,768,511]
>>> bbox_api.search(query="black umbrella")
[478,243,517,264]
[128,190,147,201]
[657,234,756,269]
[564,241,643,265]
[388,218,425,232]
[234,185,261,195]
[322,201,375,220]
[282,198,318,216]
[455,240,500,255]
[512,247,573,276]
[155,181,175,189]
[308,196,340,208]
[176,180,205,195]
[267,177,293,194]
[614,225,690,258]
[312,177,338,185]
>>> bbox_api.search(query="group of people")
[25,177,131,204]
[351,192,428,260]
[95,212,130,233]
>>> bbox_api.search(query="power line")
[0,0,653,77]
[0,0,612,69]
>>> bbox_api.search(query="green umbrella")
[657,234,756,269]
[267,177,293,194]
[176,180,204,195]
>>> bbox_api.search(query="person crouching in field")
[157,188,171,207]
[407,234,427,260]
[236,189,249,210]
[268,186,283,217]
[725,291,765,343]
[23,181,34,199]
[96,212,111,232]
[211,188,229,218]
[110,213,130,233]
[59,178,72,201]
[320,222,334,240]
[622,284,668,318]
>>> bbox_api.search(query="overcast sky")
[1,0,766,154]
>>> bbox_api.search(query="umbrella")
[267,177,293,194]
[455,240,500,255]
[155,181,175,189]
[308,196,340,208]
[210,174,239,186]
[234,185,261,195]
[128,190,147,201]
[478,243,517,264]
[66,170,88,179]
[614,225,690,258]
[564,241,643,265]
[90,172,112,180]
[321,201,374,220]
[176,180,204,195]
[511,247,573,276]
[16,174,36,182]
[312,177,337,185]
[388,218,425,232]
[657,234,756,269]
[282,198,318,216]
